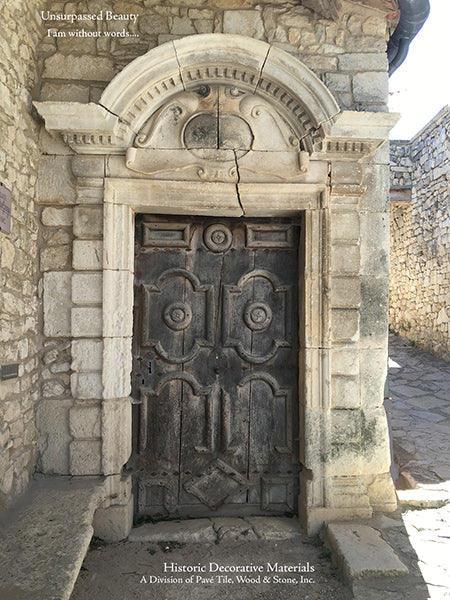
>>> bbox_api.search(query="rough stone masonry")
[390,106,450,362]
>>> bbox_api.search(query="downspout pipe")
[388,0,430,75]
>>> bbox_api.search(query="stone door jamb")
[102,177,330,528]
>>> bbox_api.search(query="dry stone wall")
[0,0,45,507]
[390,106,450,361]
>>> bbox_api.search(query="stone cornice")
[33,101,133,152]
[314,110,400,159]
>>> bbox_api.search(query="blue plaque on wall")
[0,182,12,235]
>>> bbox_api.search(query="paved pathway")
[389,334,450,486]
[374,335,450,599]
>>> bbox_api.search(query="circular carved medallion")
[183,113,253,161]
[244,302,273,331]
[163,302,192,331]
[204,224,233,253]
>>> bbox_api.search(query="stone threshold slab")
[321,522,409,582]
[0,476,105,600]
[129,516,303,544]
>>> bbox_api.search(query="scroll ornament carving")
[125,84,313,183]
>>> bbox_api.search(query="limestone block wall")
[37,0,390,111]
[390,107,450,361]
[35,149,104,476]
[0,1,45,507]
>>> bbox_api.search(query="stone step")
[129,516,302,544]
[396,488,450,509]
[0,476,104,600]
[129,519,217,544]
[321,522,409,582]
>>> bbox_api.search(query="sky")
[388,0,450,140]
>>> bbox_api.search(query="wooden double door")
[131,215,300,518]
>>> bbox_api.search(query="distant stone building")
[390,106,450,361]
[1,0,407,539]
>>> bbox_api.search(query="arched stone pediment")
[34,33,398,168]
[125,82,313,183]
[35,35,338,154]
[99,35,340,155]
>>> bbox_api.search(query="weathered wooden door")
[131,215,300,518]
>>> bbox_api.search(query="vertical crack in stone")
[254,46,271,94]
[233,150,245,216]
[105,155,112,178]
[172,41,186,91]
[327,160,332,200]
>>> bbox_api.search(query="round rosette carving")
[243,301,273,331]
[203,224,233,253]
[163,302,192,331]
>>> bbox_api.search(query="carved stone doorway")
[131,215,300,518]
[34,34,399,536]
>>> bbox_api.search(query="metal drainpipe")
[388,0,430,75]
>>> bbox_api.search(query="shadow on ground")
[70,513,435,600]
[71,528,352,600]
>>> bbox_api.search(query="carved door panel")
[132,215,300,517]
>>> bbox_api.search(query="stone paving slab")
[128,519,216,544]
[0,476,104,600]
[321,522,409,582]
[246,516,303,540]
[352,578,431,600]
[410,410,447,423]
[397,489,450,508]
[405,396,445,410]
[128,516,302,544]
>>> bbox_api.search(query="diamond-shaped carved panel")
[183,459,248,510]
